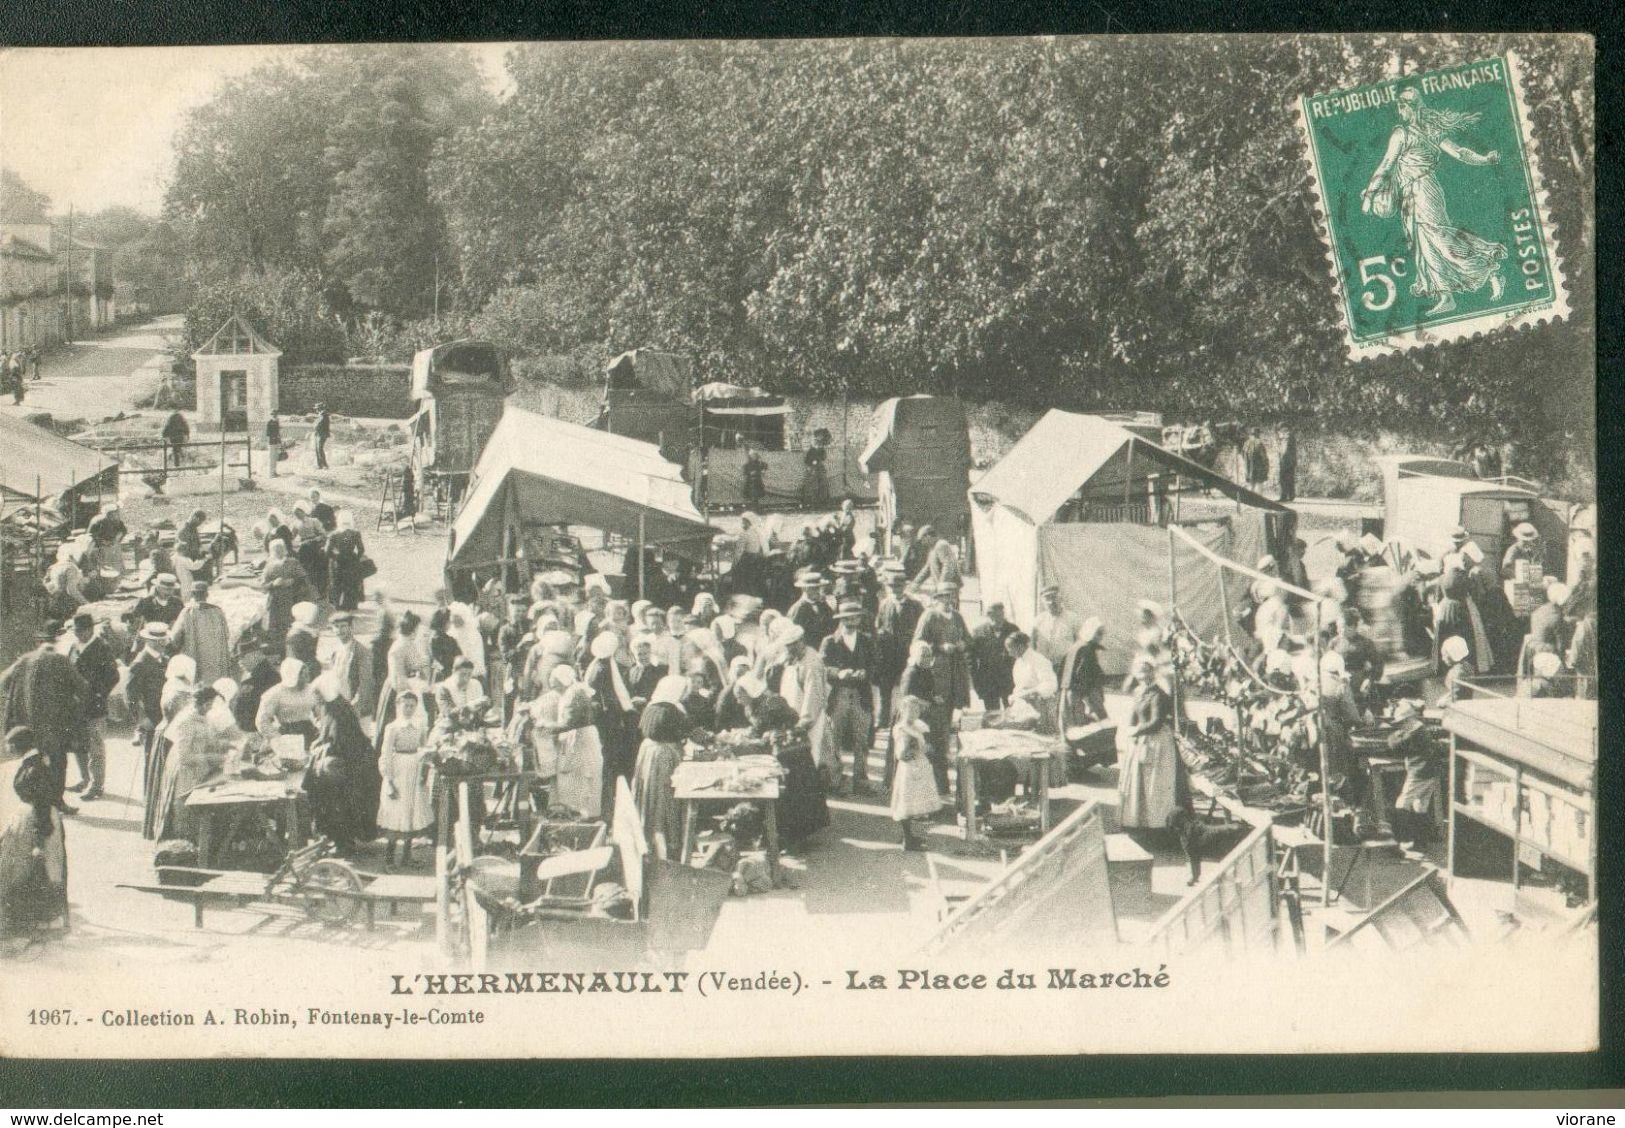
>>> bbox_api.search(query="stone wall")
[280,363,414,419]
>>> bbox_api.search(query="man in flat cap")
[324,612,376,712]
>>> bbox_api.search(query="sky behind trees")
[0,44,511,214]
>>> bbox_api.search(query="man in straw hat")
[911,580,971,731]
[787,569,835,648]
[819,599,876,794]
[126,622,170,766]
[872,562,922,769]
[132,573,184,632]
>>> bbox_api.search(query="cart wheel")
[302,859,363,924]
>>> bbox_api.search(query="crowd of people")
[0,435,1599,939]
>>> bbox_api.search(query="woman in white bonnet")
[551,664,603,819]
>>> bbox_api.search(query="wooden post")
[637,513,646,601]
[245,431,253,482]
[68,472,76,531]
[1166,524,1180,741]
[840,388,849,497]
[434,781,452,954]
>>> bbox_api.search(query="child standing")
[890,695,942,852]
[376,692,431,868]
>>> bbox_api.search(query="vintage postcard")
[0,33,1595,1062]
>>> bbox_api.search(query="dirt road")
[0,314,181,423]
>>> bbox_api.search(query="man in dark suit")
[820,600,876,794]
[125,623,169,778]
[787,570,834,648]
[872,563,922,780]
[0,624,89,814]
[64,612,119,802]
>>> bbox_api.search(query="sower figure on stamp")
[1363,87,1506,316]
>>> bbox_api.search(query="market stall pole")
[432,769,541,956]
[1167,525,1336,907]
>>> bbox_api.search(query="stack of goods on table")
[957,728,1057,835]
[1168,615,1319,821]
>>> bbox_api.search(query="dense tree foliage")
[166,46,489,319]
[182,269,347,366]
[165,37,1592,456]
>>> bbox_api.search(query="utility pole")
[63,206,75,344]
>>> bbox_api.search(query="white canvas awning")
[447,408,715,567]
[970,410,1287,523]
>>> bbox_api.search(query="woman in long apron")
[1118,656,1178,831]
[632,675,691,860]
[376,691,431,868]
[143,656,198,840]
[551,667,604,819]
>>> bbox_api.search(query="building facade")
[0,223,117,351]
[0,230,63,351]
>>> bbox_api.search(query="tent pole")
[1123,438,1134,516]
[1166,524,1180,742]
[637,514,646,601]
[69,471,76,532]
[219,429,227,534]
[1214,548,1244,758]
[1314,602,1334,909]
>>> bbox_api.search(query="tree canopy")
[164,37,1593,454]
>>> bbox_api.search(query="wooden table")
[186,775,306,868]
[955,730,1055,845]
[671,762,782,883]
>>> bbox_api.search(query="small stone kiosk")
[192,315,281,432]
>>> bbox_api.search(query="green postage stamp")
[1297,53,1569,359]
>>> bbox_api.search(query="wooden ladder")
[376,472,415,534]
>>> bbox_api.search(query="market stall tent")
[969,410,1287,673]
[0,412,118,504]
[446,408,716,573]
